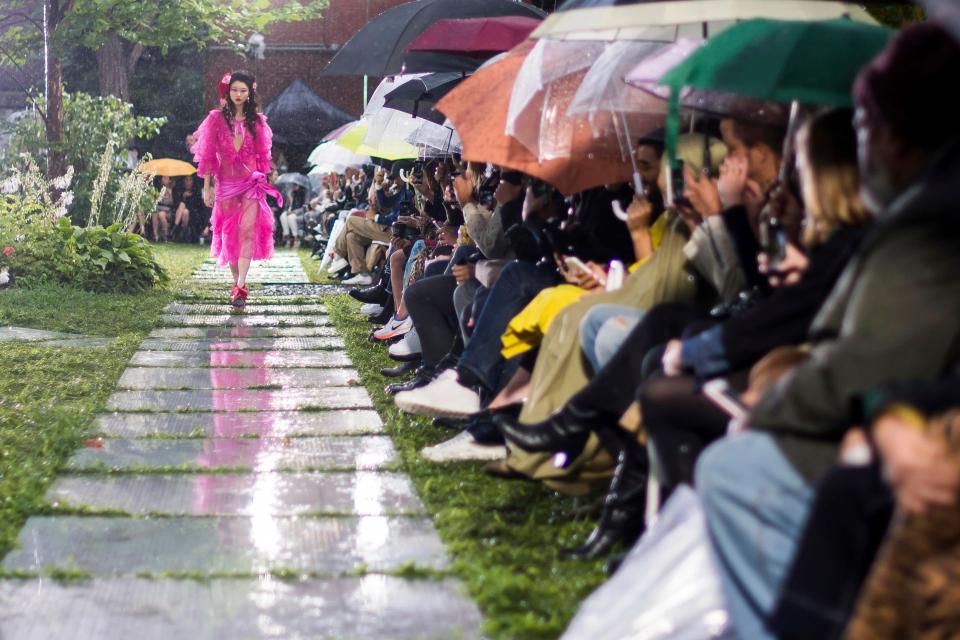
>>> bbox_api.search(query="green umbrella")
[660,18,892,107]
[658,18,892,165]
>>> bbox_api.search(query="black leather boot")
[385,365,435,395]
[350,282,388,304]
[494,403,598,454]
[381,360,419,378]
[564,435,648,560]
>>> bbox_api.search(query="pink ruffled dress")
[191,110,281,266]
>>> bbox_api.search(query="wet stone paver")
[130,349,353,368]
[0,576,482,640]
[95,410,384,438]
[105,387,373,412]
[160,313,332,327]
[138,336,345,351]
[47,472,424,516]
[0,254,482,639]
[66,436,399,471]
[117,366,359,389]
[149,325,338,338]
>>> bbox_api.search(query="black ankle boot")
[385,365,435,395]
[381,360,419,378]
[565,436,648,560]
[350,277,388,304]
[494,403,598,454]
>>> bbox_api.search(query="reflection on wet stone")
[106,387,373,412]
[67,437,398,471]
[0,576,483,640]
[164,303,327,315]
[94,410,384,438]
[117,367,359,390]
[0,256,481,638]
[130,350,353,368]
[48,472,423,516]
[3,516,447,573]
[161,314,331,327]
[138,337,345,351]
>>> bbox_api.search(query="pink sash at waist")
[215,171,283,213]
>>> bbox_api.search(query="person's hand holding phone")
[759,241,808,287]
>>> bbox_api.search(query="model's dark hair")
[221,69,259,140]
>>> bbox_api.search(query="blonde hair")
[796,110,870,247]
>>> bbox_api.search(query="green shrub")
[7,219,168,292]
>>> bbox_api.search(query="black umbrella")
[263,80,355,145]
[321,0,546,77]
[382,72,465,124]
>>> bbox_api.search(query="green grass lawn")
[0,244,209,558]
[324,294,608,640]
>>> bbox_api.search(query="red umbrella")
[406,16,543,56]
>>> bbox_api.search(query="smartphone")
[702,378,748,420]
[667,159,687,207]
[413,160,424,182]
[760,214,788,264]
[563,255,591,275]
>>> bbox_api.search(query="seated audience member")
[694,23,960,640]
[152,175,174,242]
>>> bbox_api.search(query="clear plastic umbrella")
[306,141,371,171]
[405,118,463,156]
[625,39,789,126]
[567,40,669,118]
[505,39,607,158]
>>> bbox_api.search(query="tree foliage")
[6,91,165,224]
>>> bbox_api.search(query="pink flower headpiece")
[218,71,257,107]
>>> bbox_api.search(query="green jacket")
[751,139,960,482]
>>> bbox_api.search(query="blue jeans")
[695,432,814,640]
[579,304,645,374]
[459,260,558,391]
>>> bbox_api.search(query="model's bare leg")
[236,199,259,289]
[390,248,407,318]
[230,262,239,286]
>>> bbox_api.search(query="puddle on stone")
[164,304,327,315]
[149,327,338,339]
[161,314,331,328]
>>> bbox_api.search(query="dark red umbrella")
[406,16,542,56]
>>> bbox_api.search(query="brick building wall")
[202,0,410,122]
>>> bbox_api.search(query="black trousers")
[404,273,459,367]
[770,464,894,640]
[570,302,712,417]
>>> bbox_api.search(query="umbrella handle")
[611,199,629,222]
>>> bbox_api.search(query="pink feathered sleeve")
[191,110,222,178]
[255,114,273,174]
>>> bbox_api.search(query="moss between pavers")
[323,294,608,640]
[0,245,210,560]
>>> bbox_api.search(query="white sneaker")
[421,431,507,463]
[327,257,348,274]
[342,272,374,286]
[389,328,421,359]
[395,369,481,418]
[360,303,384,316]
[373,315,412,340]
